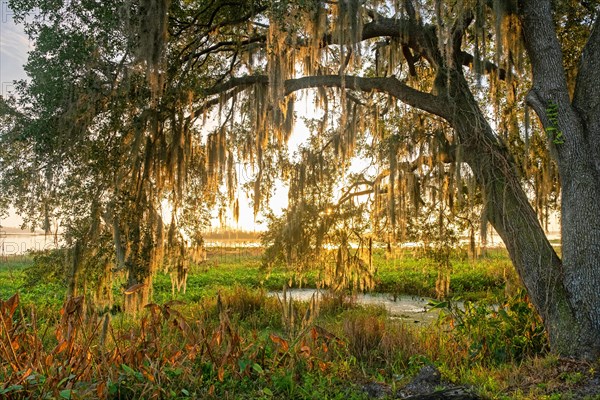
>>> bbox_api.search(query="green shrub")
[432,290,549,366]
[24,249,69,288]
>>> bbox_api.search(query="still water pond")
[269,288,441,324]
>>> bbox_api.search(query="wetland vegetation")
[2,0,600,398]
[1,247,598,399]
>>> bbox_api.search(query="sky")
[0,2,29,94]
[0,2,31,228]
[0,4,298,231]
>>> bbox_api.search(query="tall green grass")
[1,247,520,320]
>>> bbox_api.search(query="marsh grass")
[1,247,516,314]
[2,248,593,399]
[375,248,516,301]
[1,282,595,399]
[0,291,372,399]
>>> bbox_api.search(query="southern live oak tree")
[1,0,599,358]
[185,0,600,359]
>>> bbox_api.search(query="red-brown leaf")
[3,293,19,317]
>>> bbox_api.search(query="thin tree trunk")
[67,240,82,298]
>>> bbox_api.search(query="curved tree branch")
[182,35,266,63]
[457,51,506,80]
[284,75,450,120]
[200,74,450,121]
[202,75,268,97]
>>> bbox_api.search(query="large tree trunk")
[559,157,600,357]
[439,70,595,357]
[517,0,600,358]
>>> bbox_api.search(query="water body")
[269,288,440,324]
[0,234,60,256]
[0,234,257,256]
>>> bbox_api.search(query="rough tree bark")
[520,0,600,358]
[445,72,582,357]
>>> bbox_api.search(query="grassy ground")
[0,248,598,399]
[1,247,516,311]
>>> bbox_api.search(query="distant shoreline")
[1,226,262,239]
[2,233,53,236]
[0,227,47,235]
